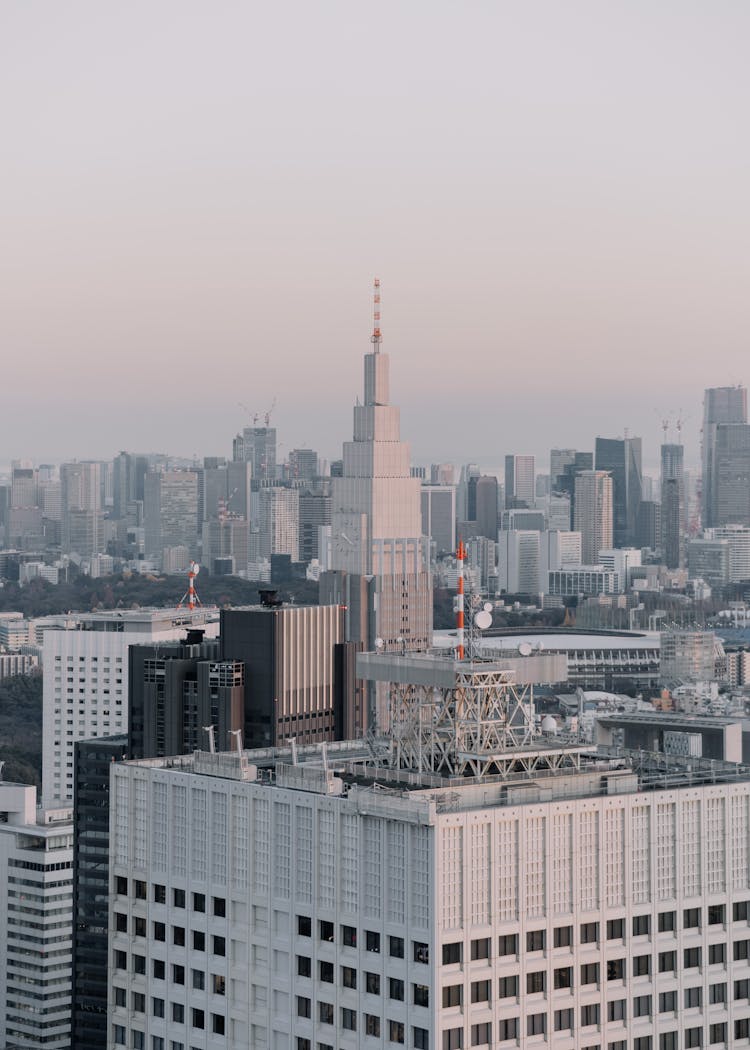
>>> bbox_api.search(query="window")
[527,970,545,994]
[736,979,750,1000]
[389,977,404,1000]
[554,925,573,948]
[736,1019,750,1040]
[658,910,676,933]
[527,1013,546,1035]
[527,929,546,952]
[297,1041,311,1050]
[115,912,128,933]
[709,1023,727,1045]
[685,987,702,1009]
[172,1003,184,1023]
[132,1033,145,1050]
[319,961,334,983]
[710,982,727,1005]
[607,958,625,981]
[212,935,225,956]
[734,900,749,922]
[442,942,462,965]
[365,972,380,995]
[414,984,429,1007]
[498,934,518,956]
[154,921,166,942]
[341,924,357,947]
[153,960,165,981]
[173,926,185,947]
[684,907,701,929]
[684,1028,703,1048]
[580,921,599,944]
[634,995,652,1018]
[443,1030,462,1050]
[297,996,311,1019]
[659,950,677,973]
[660,1036,678,1050]
[633,954,651,977]
[708,904,725,926]
[133,954,146,975]
[607,918,625,940]
[172,964,185,985]
[581,962,599,985]
[472,1021,494,1045]
[581,1003,600,1026]
[633,914,651,936]
[736,939,750,961]
[212,897,226,917]
[470,937,490,961]
[554,966,573,990]
[297,915,311,937]
[212,974,225,996]
[364,1014,380,1036]
[211,1016,225,1036]
[152,1038,164,1050]
[414,941,429,964]
[114,951,127,971]
[709,942,726,965]
[497,974,517,998]
[152,997,164,1018]
[192,892,205,913]
[114,1026,126,1046]
[608,999,626,1021]
[472,979,491,1003]
[659,990,677,1013]
[390,935,405,958]
[634,1040,653,1050]
[366,930,380,953]
[685,946,702,969]
[191,970,204,991]
[153,884,166,904]
[341,1007,356,1031]
[191,1008,204,1030]
[414,1028,429,1050]
[135,880,147,900]
[173,888,185,909]
[297,955,311,978]
[319,920,334,942]
[343,966,358,990]
[554,1008,574,1032]
[443,985,462,1008]
[609,1044,627,1050]
[318,1002,334,1025]
[389,1020,405,1044]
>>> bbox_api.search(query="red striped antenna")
[371,277,382,348]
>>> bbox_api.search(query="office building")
[143,469,199,565]
[60,461,104,557]
[504,453,535,506]
[660,442,685,568]
[688,537,731,589]
[258,487,299,561]
[497,530,540,594]
[500,507,546,532]
[420,485,456,557]
[702,385,747,527]
[107,645,750,1050]
[236,425,277,482]
[599,547,642,591]
[202,517,250,575]
[704,525,750,582]
[548,566,620,596]
[595,436,642,546]
[298,492,332,563]
[288,448,319,481]
[41,607,219,806]
[660,629,720,685]
[636,499,661,551]
[539,529,582,583]
[475,475,499,540]
[0,782,73,1050]
[320,289,432,722]
[714,422,750,527]
[573,470,613,564]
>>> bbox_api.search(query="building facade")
[574,471,613,564]
[702,385,747,528]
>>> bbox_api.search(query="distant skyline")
[2,2,748,468]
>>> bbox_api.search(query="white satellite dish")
[535,641,544,652]
[374,637,384,650]
[191,562,200,575]
[474,610,492,631]
[483,602,493,613]
[518,642,533,657]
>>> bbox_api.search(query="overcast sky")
[2,1,748,471]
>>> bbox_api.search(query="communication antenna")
[228,729,243,758]
[178,561,201,611]
[455,540,466,659]
[371,278,382,350]
[203,726,216,754]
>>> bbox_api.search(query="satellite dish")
[474,610,492,630]
[191,562,200,575]
[535,641,544,652]
[518,642,533,657]
[374,637,384,650]
[483,602,493,613]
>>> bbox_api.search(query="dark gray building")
[660,442,685,568]
[595,435,642,547]
[715,423,750,527]
[702,385,747,527]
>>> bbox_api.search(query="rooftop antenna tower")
[178,561,201,611]
[455,539,466,659]
[371,277,382,351]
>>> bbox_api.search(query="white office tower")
[704,525,750,582]
[41,607,219,806]
[320,284,432,724]
[497,530,540,594]
[574,470,614,564]
[108,647,750,1050]
[0,782,73,1050]
[540,529,582,582]
[259,487,300,560]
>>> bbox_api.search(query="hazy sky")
[2,1,748,471]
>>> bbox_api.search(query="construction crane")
[264,397,277,428]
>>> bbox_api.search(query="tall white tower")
[321,281,432,726]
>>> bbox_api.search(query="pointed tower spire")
[371,277,382,350]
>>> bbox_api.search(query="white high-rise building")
[108,652,750,1050]
[0,782,73,1050]
[497,529,540,593]
[259,487,299,561]
[540,529,582,586]
[574,470,613,564]
[41,607,219,806]
[320,284,432,723]
[704,525,750,582]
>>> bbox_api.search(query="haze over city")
[3,1,749,467]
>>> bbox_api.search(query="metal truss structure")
[387,662,581,778]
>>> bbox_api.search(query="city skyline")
[3,2,749,464]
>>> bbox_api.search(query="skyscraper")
[61,460,104,557]
[660,442,685,568]
[504,453,535,507]
[320,283,432,723]
[714,422,750,527]
[574,469,613,563]
[143,469,199,565]
[702,385,747,527]
[595,436,642,546]
[236,425,277,481]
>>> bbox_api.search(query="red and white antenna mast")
[455,540,466,660]
[178,561,202,611]
[371,277,382,350]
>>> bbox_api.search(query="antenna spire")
[371,277,382,350]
